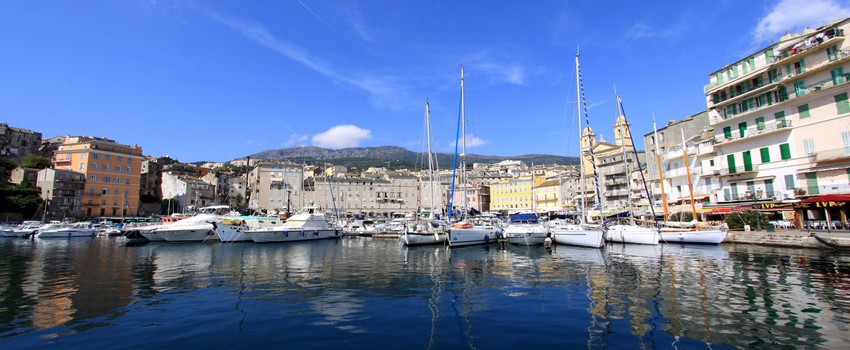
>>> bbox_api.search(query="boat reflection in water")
[2,238,850,348]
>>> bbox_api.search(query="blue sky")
[3,0,850,162]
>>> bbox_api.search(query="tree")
[724,210,769,230]
[669,212,694,222]
[19,155,50,169]
[0,187,43,219]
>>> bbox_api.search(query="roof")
[800,194,850,203]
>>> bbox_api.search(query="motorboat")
[401,219,448,246]
[37,222,98,238]
[244,206,342,243]
[503,213,549,246]
[0,221,42,238]
[153,206,235,243]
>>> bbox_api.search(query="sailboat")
[447,66,502,247]
[504,164,550,246]
[604,93,660,245]
[658,129,728,244]
[551,51,606,248]
[402,99,449,246]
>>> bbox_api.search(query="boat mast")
[681,129,699,223]
[575,52,587,224]
[576,51,602,220]
[460,66,468,219]
[653,118,669,223]
[615,93,657,221]
[426,99,436,219]
[621,140,634,225]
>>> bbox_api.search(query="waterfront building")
[581,116,646,213]
[160,173,216,213]
[9,167,39,187]
[51,136,144,218]
[305,173,419,217]
[704,18,850,215]
[36,168,85,221]
[490,177,533,213]
[0,123,42,161]
[247,162,305,215]
[201,171,230,205]
[642,111,721,218]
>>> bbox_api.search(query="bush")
[724,210,769,230]
[0,187,43,219]
[669,212,694,222]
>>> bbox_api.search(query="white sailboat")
[447,66,502,247]
[402,99,449,246]
[604,93,660,245]
[659,129,728,244]
[551,51,606,248]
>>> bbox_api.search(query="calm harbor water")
[2,237,850,349]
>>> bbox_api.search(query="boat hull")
[246,228,342,243]
[38,229,98,238]
[0,229,37,238]
[448,226,501,247]
[155,224,219,243]
[401,232,446,246]
[660,229,727,244]
[504,226,549,246]
[551,224,605,248]
[606,225,660,245]
[216,223,252,242]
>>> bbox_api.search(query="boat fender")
[285,232,288,237]
[484,235,490,243]
[301,230,305,236]
[314,230,318,236]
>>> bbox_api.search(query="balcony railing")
[810,146,850,162]
[718,164,759,176]
[704,29,845,94]
[715,120,793,144]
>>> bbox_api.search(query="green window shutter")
[731,184,739,198]
[718,73,725,84]
[847,168,850,182]
[756,117,765,130]
[733,65,739,77]
[766,92,774,105]
[747,181,756,196]
[769,69,778,83]
[843,131,850,156]
[828,45,838,61]
[806,172,819,195]
[738,122,747,138]
[780,143,791,160]
[723,126,732,139]
[749,58,756,71]
[835,93,850,115]
[779,85,788,101]
[760,147,771,163]
[743,151,753,171]
[785,64,792,77]
[724,188,731,201]
[784,174,795,190]
[766,49,775,63]
[765,179,774,197]
[742,61,749,74]
[776,112,787,128]
[798,104,810,119]
[794,80,806,97]
[799,58,806,73]
[727,154,737,174]
[832,67,846,85]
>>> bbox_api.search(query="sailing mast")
[460,66,469,220]
[425,99,437,219]
[653,119,669,222]
[615,93,658,222]
[575,53,587,224]
[681,130,699,223]
[576,51,602,221]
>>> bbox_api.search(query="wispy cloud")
[450,134,488,148]
[312,125,372,148]
[753,0,850,43]
[297,0,331,27]
[345,8,377,44]
[201,9,409,110]
[465,49,535,86]
[283,133,309,147]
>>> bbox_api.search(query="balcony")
[715,120,793,145]
[696,143,716,155]
[704,28,845,94]
[810,146,850,162]
[718,164,759,177]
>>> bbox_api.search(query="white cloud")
[283,134,309,147]
[312,125,372,148]
[753,0,850,43]
[465,49,532,86]
[450,133,488,148]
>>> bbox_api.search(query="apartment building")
[0,123,42,161]
[580,116,646,212]
[51,136,144,217]
[705,18,850,205]
[36,168,85,221]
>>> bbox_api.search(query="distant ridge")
[242,146,579,169]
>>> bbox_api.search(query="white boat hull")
[401,232,446,246]
[448,226,501,247]
[155,224,219,242]
[216,223,252,242]
[140,229,167,242]
[38,229,97,238]
[551,224,605,248]
[660,229,727,244]
[246,228,341,243]
[0,229,37,238]
[606,224,659,245]
[504,226,549,246]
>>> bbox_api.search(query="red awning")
[800,194,850,203]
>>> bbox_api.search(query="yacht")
[38,222,98,238]
[401,219,448,246]
[153,206,234,243]
[244,206,341,243]
[503,213,549,246]
[0,221,42,238]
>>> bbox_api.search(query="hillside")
[243,146,579,169]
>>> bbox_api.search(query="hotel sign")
[793,201,847,209]
[754,203,795,210]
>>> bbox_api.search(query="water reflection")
[1,238,850,348]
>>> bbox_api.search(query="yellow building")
[491,176,547,213]
[52,136,144,218]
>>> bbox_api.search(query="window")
[81,152,87,159]
[775,111,787,127]
[843,131,850,156]
[124,190,129,197]
[723,126,732,139]
[765,179,775,197]
[117,156,123,162]
[125,178,130,185]
[803,138,816,155]
[89,188,95,195]
[797,104,810,119]
[79,162,85,171]
[101,200,106,205]
[727,154,737,174]
[91,163,99,169]
[794,80,806,97]
[128,158,132,164]
[828,45,839,61]
[760,147,770,163]
[104,176,110,182]
[105,154,111,160]
[116,165,122,172]
[780,143,792,160]
[835,93,850,115]
[114,177,120,183]
[806,173,820,195]
[743,151,753,171]
[785,174,795,190]
[103,164,110,171]
[832,67,846,86]
[92,153,100,159]
[101,189,108,195]
[738,122,747,138]
[756,117,765,131]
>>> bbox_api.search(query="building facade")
[36,168,85,221]
[0,123,42,161]
[51,136,144,218]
